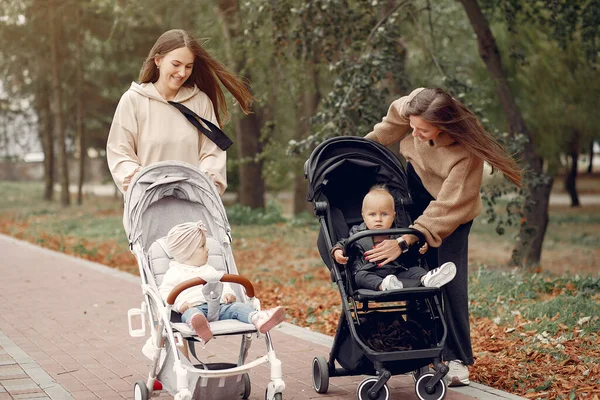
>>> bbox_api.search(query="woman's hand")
[364,240,401,267]
[402,234,429,254]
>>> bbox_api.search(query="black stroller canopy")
[305,136,410,203]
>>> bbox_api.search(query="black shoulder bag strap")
[168,101,233,151]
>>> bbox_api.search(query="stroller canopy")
[124,161,231,251]
[305,136,412,225]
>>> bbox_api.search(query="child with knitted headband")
[159,220,285,342]
[331,185,456,291]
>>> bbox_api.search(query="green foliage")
[225,200,286,225]
[285,1,414,154]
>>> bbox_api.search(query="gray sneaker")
[381,275,403,291]
[445,360,470,386]
[421,262,456,288]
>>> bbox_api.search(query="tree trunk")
[588,140,594,174]
[217,0,265,209]
[76,7,85,206]
[293,62,321,215]
[564,132,580,207]
[458,0,551,266]
[49,0,70,206]
[37,92,55,201]
[235,113,265,209]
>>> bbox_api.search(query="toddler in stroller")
[305,137,451,400]
[159,219,285,343]
[125,161,285,400]
[331,185,456,292]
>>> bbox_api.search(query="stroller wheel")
[133,380,149,400]
[312,356,330,394]
[412,365,432,382]
[415,372,447,400]
[242,373,251,399]
[357,378,390,400]
[264,390,283,400]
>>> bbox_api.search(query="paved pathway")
[0,234,524,400]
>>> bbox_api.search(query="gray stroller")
[125,161,285,400]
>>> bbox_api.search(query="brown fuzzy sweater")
[365,88,483,247]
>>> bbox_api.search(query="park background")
[0,0,599,398]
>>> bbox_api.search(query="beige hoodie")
[106,82,227,194]
[366,88,483,247]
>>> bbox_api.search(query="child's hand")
[180,302,191,312]
[223,293,236,304]
[419,242,429,254]
[333,248,349,265]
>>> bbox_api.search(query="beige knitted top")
[106,82,226,194]
[365,88,483,247]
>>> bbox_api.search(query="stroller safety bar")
[344,228,426,251]
[166,274,255,305]
[182,354,270,377]
[127,303,146,337]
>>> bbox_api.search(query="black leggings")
[407,163,474,365]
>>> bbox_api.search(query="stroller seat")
[148,236,258,337]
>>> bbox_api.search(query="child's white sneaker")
[189,313,213,342]
[381,275,403,291]
[252,306,285,334]
[421,262,456,288]
[445,360,470,386]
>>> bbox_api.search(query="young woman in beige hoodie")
[107,29,253,195]
[364,87,522,386]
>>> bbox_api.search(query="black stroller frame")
[305,137,450,400]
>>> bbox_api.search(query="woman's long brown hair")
[138,29,253,126]
[405,88,523,187]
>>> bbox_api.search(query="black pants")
[355,266,426,291]
[407,163,474,365]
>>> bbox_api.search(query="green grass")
[470,267,600,334]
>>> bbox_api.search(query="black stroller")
[304,137,449,400]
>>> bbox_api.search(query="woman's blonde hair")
[406,88,522,187]
[139,29,253,126]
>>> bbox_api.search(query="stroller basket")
[193,363,247,400]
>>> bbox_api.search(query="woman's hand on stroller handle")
[350,228,426,267]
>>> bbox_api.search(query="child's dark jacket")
[332,223,414,274]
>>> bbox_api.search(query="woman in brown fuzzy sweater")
[364,87,522,387]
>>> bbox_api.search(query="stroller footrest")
[172,320,257,337]
[353,287,440,301]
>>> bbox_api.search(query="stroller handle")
[344,228,426,251]
[166,274,255,305]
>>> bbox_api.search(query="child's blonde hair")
[362,184,395,210]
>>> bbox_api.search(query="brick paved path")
[0,234,523,400]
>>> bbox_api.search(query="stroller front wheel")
[357,378,390,400]
[133,380,149,400]
[264,390,283,400]
[312,356,330,394]
[415,372,447,400]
